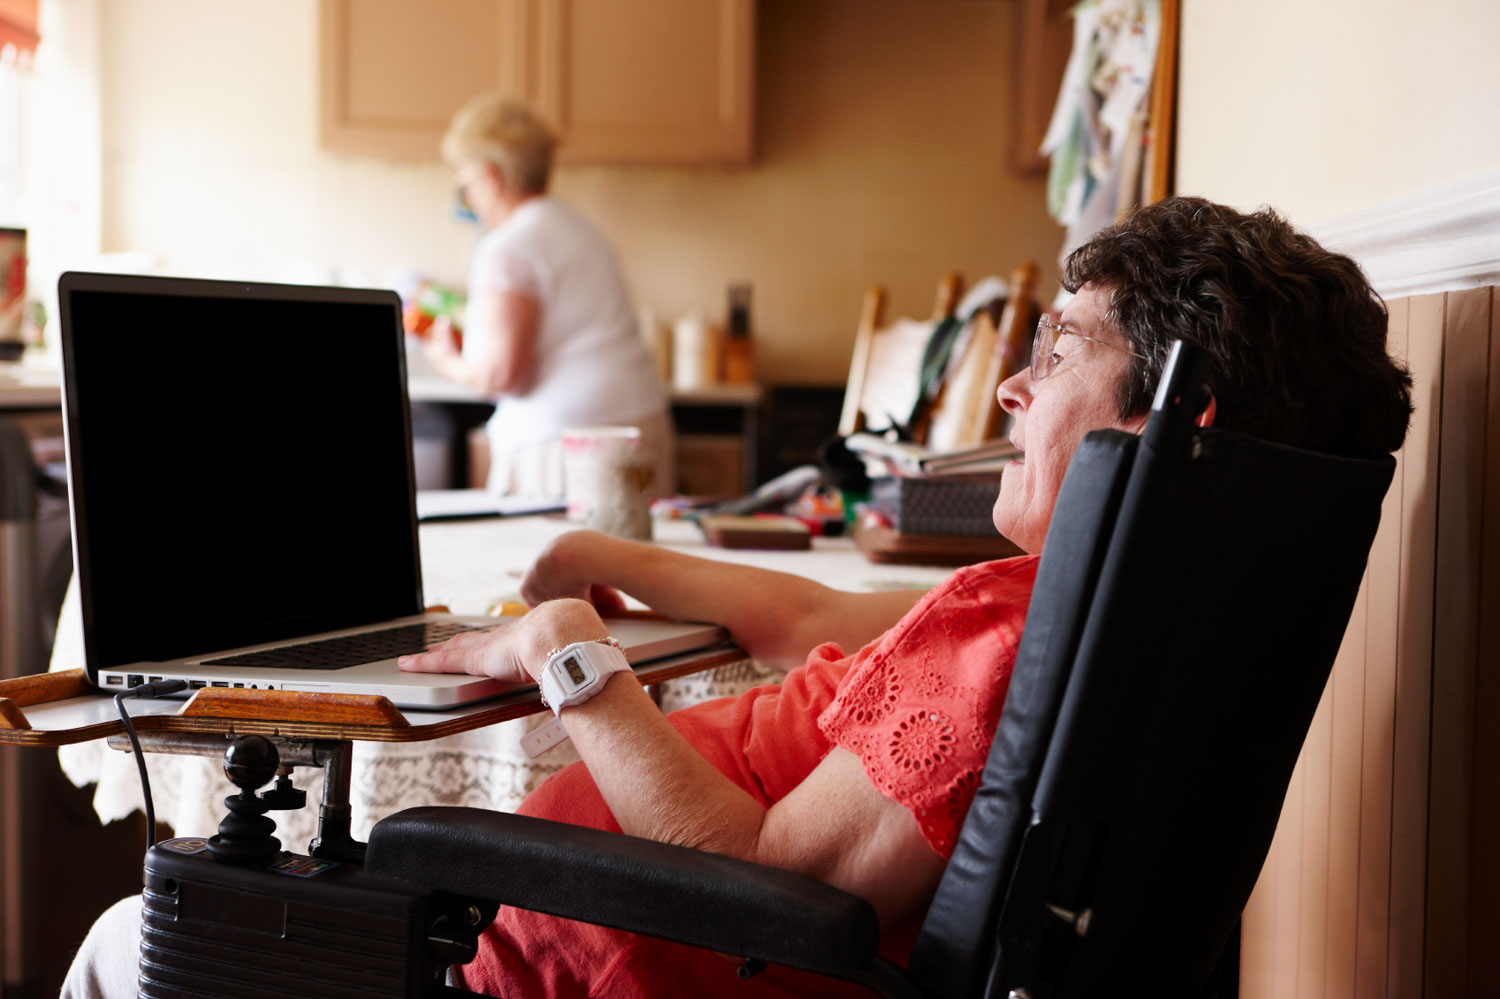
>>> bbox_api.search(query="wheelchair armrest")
[364,806,880,978]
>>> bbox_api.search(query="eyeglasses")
[453,186,478,223]
[1030,314,1148,381]
[452,165,485,223]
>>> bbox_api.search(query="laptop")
[57,271,725,708]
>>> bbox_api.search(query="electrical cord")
[113,679,189,854]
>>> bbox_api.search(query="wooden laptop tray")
[0,645,747,748]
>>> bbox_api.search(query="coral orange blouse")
[458,555,1040,998]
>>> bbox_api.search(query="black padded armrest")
[365,806,880,979]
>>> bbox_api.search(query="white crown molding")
[1306,171,1500,300]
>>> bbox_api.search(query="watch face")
[561,652,588,688]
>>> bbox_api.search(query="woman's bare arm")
[399,599,947,927]
[522,530,926,672]
[425,289,539,396]
[572,692,947,926]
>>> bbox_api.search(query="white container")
[560,425,646,527]
[671,314,719,391]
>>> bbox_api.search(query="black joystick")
[207,735,283,864]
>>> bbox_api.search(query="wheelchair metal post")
[311,739,366,864]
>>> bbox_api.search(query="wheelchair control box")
[138,838,465,999]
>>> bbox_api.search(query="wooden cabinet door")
[319,0,754,165]
[534,0,754,164]
[320,0,537,161]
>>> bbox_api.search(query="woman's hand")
[396,623,530,683]
[521,531,629,609]
[420,316,461,361]
[398,599,610,683]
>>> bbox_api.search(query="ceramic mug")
[560,426,654,539]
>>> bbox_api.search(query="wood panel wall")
[1240,287,1499,997]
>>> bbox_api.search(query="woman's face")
[457,163,510,229]
[994,283,1146,553]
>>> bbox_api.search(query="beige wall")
[1176,0,1500,227]
[96,0,1062,385]
[1234,289,1500,999]
[1176,4,1500,996]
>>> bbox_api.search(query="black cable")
[113,679,189,854]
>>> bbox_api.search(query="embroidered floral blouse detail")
[819,555,1040,856]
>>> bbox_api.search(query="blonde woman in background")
[426,95,674,498]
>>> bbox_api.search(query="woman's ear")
[484,162,507,198]
[1195,392,1218,428]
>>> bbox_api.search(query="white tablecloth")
[51,516,955,850]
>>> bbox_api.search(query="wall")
[1175,3,1499,996]
[1176,0,1500,226]
[94,0,1062,385]
[1237,287,1499,999]
[9,0,100,317]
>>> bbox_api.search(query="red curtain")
[0,0,38,56]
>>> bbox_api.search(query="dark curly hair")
[1063,196,1413,457]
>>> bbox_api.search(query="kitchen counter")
[0,360,61,410]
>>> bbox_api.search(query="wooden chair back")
[924,261,1041,452]
[837,272,964,442]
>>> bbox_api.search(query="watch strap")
[520,717,571,759]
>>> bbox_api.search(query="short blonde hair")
[442,95,557,195]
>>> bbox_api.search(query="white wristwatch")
[537,637,632,717]
[523,637,633,760]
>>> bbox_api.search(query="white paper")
[416,488,564,522]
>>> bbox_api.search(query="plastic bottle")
[722,283,755,385]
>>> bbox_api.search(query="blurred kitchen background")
[8,0,1067,386]
[2,3,1077,992]
[4,1,1499,995]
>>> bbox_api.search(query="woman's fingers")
[429,626,503,651]
[587,584,627,612]
[399,624,526,681]
[398,645,488,677]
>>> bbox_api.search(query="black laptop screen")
[61,275,423,670]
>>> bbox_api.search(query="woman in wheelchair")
[64,197,1413,997]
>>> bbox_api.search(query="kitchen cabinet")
[671,383,761,498]
[320,0,755,164]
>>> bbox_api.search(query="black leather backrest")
[1020,429,1392,996]
[908,421,1394,999]
[906,430,1139,996]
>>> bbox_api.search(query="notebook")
[57,271,725,708]
[415,488,564,522]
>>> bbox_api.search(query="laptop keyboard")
[201,621,485,671]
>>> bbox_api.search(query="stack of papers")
[845,433,1018,477]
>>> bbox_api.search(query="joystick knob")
[222,734,279,791]
[208,736,283,865]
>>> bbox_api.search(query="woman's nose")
[997,368,1029,418]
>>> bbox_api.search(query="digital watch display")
[537,637,631,717]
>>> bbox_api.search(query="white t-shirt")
[464,196,666,452]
